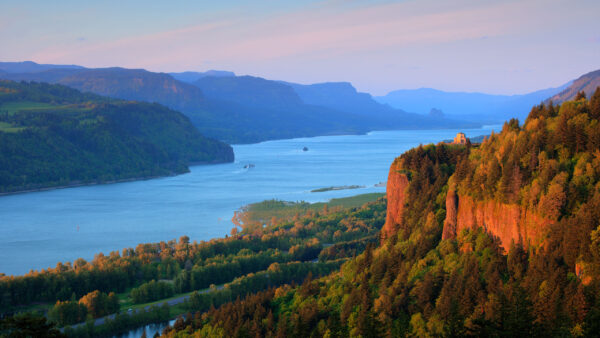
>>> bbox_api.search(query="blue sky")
[1,0,599,95]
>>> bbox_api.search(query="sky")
[1,0,599,95]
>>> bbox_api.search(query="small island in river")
[310,185,365,193]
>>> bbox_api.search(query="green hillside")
[0,80,233,193]
[5,93,600,337]
[155,91,600,337]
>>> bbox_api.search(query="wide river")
[0,126,497,276]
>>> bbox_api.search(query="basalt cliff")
[384,90,600,285]
[441,187,553,250]
[381,161,409,239]
[383,159,553,250]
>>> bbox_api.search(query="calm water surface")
[0,127,497,276]
[115,319,175,338]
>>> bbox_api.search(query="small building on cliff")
[452,132,468,145]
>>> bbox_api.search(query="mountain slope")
[0,80,233,193]
[285,81,400,117]
[58,68,207,113]
[0,61,479,144]
[1,68,366,143]
[549,69,600,103]
[186,91,367,144]
[194,76,304,110]
[0,65,208,114]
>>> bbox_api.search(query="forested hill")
[153,89,600,337]
[0,80,233,194]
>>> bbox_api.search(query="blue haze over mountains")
[169,70,236,83]
[1,61,596,145]
[376,68,600,124]
[0,61,473,144]
[375,85,570,124]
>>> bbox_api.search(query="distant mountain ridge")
[170,70,235,83]
[188,75,442,143]
[0,61,480,144]
[0,61,84,73]
[189,75,477,140]
[375,83,570,123]
[548,69,600,103]
[0,67,210,118]
[195,76,304,109]
[59,67,207,113]
[0,68,84,83]
[283,81,398,117]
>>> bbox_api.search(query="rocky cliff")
[377,95,600,333]
[441,187,458,240]
[441,188,553,250]
[381,162,409,240]
[384,153,554,250]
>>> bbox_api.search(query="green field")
[240,192,385,224]
[321,192,385,208]
[0,101,60,114]
[117,289,193,312]
[8,302,52,316]
[0,121,25,133]
[0,101,96,118]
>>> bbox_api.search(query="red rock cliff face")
[442,189,458,240]
[384,159,553,249]
[442,188,553,250]
[382,163,409,240]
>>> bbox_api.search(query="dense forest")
[152,90,600,337]
[0,80,233,193]
[3,91,600,337]
[0,194,385,336]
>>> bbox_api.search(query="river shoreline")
[0,159,232,197]
[0,126,498,276]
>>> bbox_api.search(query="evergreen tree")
[590,87,600,119]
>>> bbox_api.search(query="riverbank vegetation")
[6,92,600,337]
[0,193,385,336]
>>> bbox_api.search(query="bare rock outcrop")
[381,163,409,240]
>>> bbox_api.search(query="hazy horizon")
[1,0,599,95]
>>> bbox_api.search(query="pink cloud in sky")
[20,0,600,94]
[34,1,514,65]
